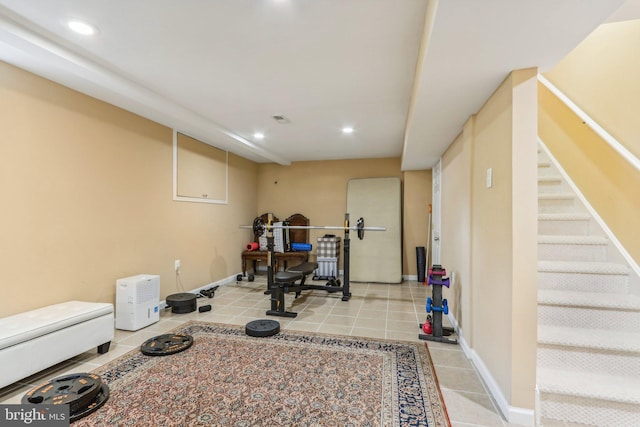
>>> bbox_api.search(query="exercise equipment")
[419,264,457,345]
[199,285,219,298]
[422,315,432,334]
[257,213,373,317]
[140,334,194,356]
[22,373,110,422]
[245,319,280,337]
[246,242,259,251]
[242,216,385,241]
[291,242,312,251]
[166,293,197,313]
[267,262,318,317]
[236,273,255,282]
[198,304,212,312]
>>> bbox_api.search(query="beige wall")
[257,158,431,275]
[0,61,259,316]
[440,69,538,412]
[545,20,640,159]
[402,170,432,277]
[441,120,473,337]
[509,69,539,408]
[1,61,432,319]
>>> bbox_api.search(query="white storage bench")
[0,301,114,389]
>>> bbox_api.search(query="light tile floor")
[2,277,528,426]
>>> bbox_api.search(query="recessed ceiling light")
[253,132,265,140]
[342,127,354,134]
[67,20,97,36]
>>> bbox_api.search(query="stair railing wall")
[538,75,640,173]
[537,75,640,294]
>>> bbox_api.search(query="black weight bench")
[267,261,349,318]
[267,262,317,318]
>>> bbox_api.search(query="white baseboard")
[403,274,419,281]
[449,313,535,427]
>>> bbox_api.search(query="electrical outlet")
[174,260,181,271]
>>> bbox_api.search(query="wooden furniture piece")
[241,213,311,276]
[241,213,279,276]
[275,213,310,270]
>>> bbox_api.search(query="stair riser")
[538,219,590,235]
[538,165,558,176]
[538,345,640,377]
[538,198,578,213]
[538,271,629,293]
[538,306,640,332]
[539,393,640,426]
[538,180,565,193]
[538,243,608,262]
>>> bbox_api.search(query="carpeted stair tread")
[538,175,562,183]
[538,325,640,352]
[538,193,574,201]
[537,368,640,404]
[538,260,630,275]
[538,213,591,221]
[538,290,640,310]
[538,235,608,245]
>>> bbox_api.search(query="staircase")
[536,143,640,426]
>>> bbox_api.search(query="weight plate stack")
[21,372,110,422]
[166,292,197,313]
[140,333,194,356]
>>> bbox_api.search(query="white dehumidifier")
[115,274,160,331]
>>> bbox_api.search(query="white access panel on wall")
[115,274,160,331]
[347,177,402,283]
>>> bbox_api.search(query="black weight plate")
[246,319,280,337]
[22,373,103,415]
[140,334,194,356]
[253,217,265,237]
[69,381,110,422]
[166,293,197,313]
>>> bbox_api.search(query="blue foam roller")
[291,243,312,251]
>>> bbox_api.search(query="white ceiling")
[0,0,632,170]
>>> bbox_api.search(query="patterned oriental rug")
[75,321,450,426]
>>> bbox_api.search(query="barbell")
[241,216,386,240]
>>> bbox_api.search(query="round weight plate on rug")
[68,381,110,422]
[246,319,280,337]
[140,333,194,356]
[21,373,104,415]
